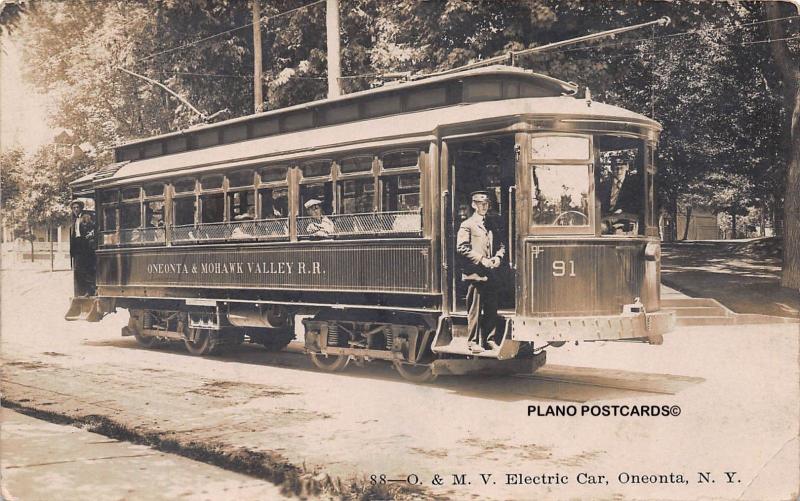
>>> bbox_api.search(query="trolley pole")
[326,0,341,98]
[252,0,264,112]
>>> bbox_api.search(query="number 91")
[552,260,576,277]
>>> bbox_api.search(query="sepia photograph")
[1,0,798,499]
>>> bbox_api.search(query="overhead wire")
[521,26,799,59]
[174,71,254,79]
[521,14,799,57]
[167,31,799,84]
[119,7,799,99]
[523,38,800,63]
[120,7,800,79]
[129,0,325,66]
[266,0,325,22]
[169,71,393,81]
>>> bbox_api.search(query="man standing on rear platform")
[69,200,96,297]
[457,190,506,352]
[69,200,85,295]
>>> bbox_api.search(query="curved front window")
[531,164,591,227]
[529,134,593,233]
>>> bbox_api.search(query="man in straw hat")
[456,190,506,352]
[69,199,96,296]
[304,198,334,238]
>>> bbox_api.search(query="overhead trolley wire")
[130,0,325,65]
[520,34,800,64]
[168,32,800,84]
[266,0,325,22]
[171,71,390,81]
[127,9,798,71]
[529,14,800,56]
[416,14,798,78]
[135,24,253,64]
[124,9,798,87]
[737,34,800,45]
[174,71,254,79]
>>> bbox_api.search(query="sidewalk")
[661,238,800,319]
[1,408,287,501]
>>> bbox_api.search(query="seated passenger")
[232,207,257,238]
[304,199,334,238]
[150,213,165,228]
[269,190,287,219]
[234,206,256,221]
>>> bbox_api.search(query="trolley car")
[66,65,674,382]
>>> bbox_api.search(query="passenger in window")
[231,206,257,239]
[456,191,506,353]
[148,210,165,228]
[304,199,334,238]
[269,190,287,218]
[143,212,164,243]
[234,205,256,221]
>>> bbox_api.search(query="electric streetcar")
[67,65,674,382]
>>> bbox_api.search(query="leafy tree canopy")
[8,0,798,253]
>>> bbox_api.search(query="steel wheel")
[260,329,295,352]
[122,323,163,349]
[184,328,220,356]
[393,361,438,384]
[309,353,350,372]
[134,330,163,349]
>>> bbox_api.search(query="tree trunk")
[668,200,678,242]
[766,2,800,289]
[681,205,693,241]
[732,213,737,239]
[782,88,800,287]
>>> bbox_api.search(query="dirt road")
[2,268,798,499]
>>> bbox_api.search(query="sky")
[1,35,56,153]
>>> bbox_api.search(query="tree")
[764,1,800,289]
[2,145,89,260]
[0,0,27,38]
[0,147,25,211]
[10,0,796,283]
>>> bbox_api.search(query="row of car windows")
[99,150,421,235]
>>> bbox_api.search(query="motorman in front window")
[457,190,506,352]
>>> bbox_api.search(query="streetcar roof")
[93,95,660,187]
[116,65,577,150]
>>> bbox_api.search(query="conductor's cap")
[471,191,490,202]
[304,199,322,209]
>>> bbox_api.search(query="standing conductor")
[69,200,85,295]
[456,190,506,352]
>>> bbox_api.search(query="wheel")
[123,315,163,349]
[260,329,295,352]
[133,330,163,349]
[184,328,221,356]
[393,361,438,384]
[309,353,350,372]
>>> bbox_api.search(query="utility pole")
[326,0,341,98]
[252,0,264,112]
